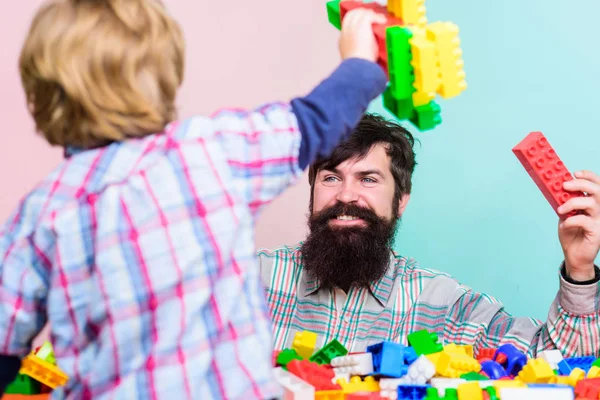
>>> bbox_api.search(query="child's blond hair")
[19,0,185,148]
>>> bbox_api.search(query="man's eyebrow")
[356,169,385,178]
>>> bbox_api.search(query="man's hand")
[339,8,387,63]
[557,170,600,281]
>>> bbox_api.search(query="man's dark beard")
[300,202,398,292]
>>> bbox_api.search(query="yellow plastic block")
[434,351,481,378]
[409,36,440,94]
[412,91,435,107]
[491,380,526,390]
[548,368,585,387]
[587,365,600,378]
[20,354,68,389]
[426,21,467,99]
[292,331,318,359]
[337,376,379,393]
[457,382,483,400]
[395,0,427,28]
[315,390,345,400]
[517,358,554,383]
[443,344,473,358]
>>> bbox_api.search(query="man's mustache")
[311,202,380,226]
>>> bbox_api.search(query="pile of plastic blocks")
[272,329,600,400]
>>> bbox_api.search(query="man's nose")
[336,182,359,203]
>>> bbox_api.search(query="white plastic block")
[400,355,436,385]
[538,350,565,370]
[379,378,405,399]
[430,377,466,395]
[330,352,374,375]
[273,367,315,400]
[499,387,574,400]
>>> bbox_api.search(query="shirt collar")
[301,249,397,307]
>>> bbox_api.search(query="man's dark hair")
[308,113,417,204]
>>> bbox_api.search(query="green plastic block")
[411,101,442,131]
[309,339,348,365]
[36,340,56,364]
[460,371,488,381]
[383,86,415,121]
[386,26,415,99]
[326,0,342,30]
[5,374,41,395]
[407,329,443,355]
[424,386,441,399]
[442,388,458,400]
[485,386,499,400]
[276,349,302,370]
[593,358,600,368]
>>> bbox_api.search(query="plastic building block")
[557,359,573,375]
[315,390,345,400]
[367,342,409,377]
[400,355,436,385]
[1,396,50,400]
[587,365,600,378]
[425,22,467,99]
[593,358,600,368]
[409,36,439,94]
[293,331,319,360]
[483,386,499,400]
[384,87,416,120]
[387,26,415,99]
[5,374,41,395]
[337,376,379,393]
[434,351,481,379]
[564,356,595,373]
[516,358,554,384]
[331,353,374,376]
[512,131,584,216]
[575,377,600,398]
[273,367,315,400]
[34,342,56,365]
[20,354,68,389]
[492,344,527,376]
[479,361,507,380]
[278,349,303,369]
[397,384,430,400]
[410,101,441,131]
[346,393,383,400]
[499,387,574,400]
[538,350,565,370]
[287,360,340,391]
[393,0,427,28]
[456,382,482,400]
[443,344,473,359]
[407,330,443,356]
[310,339,348,365]
[460,371,488,381]
[326,0,342,30]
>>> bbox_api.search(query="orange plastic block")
[513,131,584,216]
[1,396,50,400]
[20,354,68,389]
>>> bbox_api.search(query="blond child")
[0,0,387,398]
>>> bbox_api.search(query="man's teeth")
[337,215,358,221]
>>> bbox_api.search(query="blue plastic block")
[493,344,527,376]
[405,346,418,365]
[565,356,595,372]
[367,342,409,377]
[481,360,507,380]
[557,359,573,375]
[397,384,430,400]
[528,384,573,391]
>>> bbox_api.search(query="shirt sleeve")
[179,59,387,216]
[411,266,600,358]
[0,201,51,357]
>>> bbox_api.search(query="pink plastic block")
[512,131,583,216]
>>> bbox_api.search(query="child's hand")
[339,8,387,63]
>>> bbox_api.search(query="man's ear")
[397,194,410,217]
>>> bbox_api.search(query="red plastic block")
[512,131,583,216]
[476,347,506,364]
[575,377,600,398]
[287,359,340,391]
[347,393,382,400]
[339,0,403,73]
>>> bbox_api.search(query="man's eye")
[362,177,376,183]
[324,176,339,182]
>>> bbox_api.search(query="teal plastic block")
[309,339,348,365]
[326,0,342,30]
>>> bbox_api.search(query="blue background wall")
[367,0,600,320]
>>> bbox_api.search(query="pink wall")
[1,0,338,345]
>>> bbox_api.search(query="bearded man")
[258,113,600,357]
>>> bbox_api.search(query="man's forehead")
[322,144,391,173]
